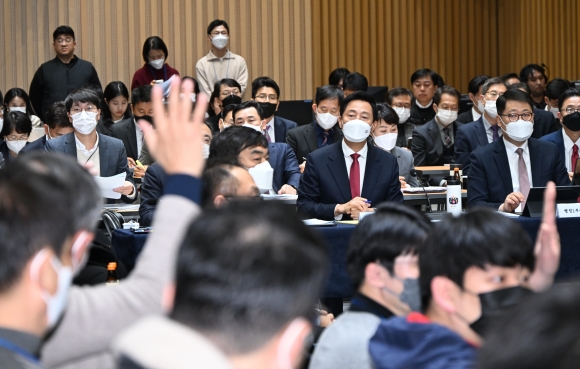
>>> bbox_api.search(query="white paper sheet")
[402,186,447,193]
[303,219,336,226]
[94,173,126,199]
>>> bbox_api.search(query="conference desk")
[111,215,580,299]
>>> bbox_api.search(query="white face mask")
[211,34,229,49]
[149,58,165,70]
[242,122,262,132]
[476,100,485,114]
[501,118,534,142]
[393,107,411,124]
[248,160,274,194]
[191,93,197,103]
[71,111,98,135]
[316,110,338,130]
[547,105,559,118]
[6,139,27,154]
[9,107,27,114]
[342,119,371,143]
[203,143,210,159]
[374,132,398,151]
[436,109,458,126]
[483,99,498,118]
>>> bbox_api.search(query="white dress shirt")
[471,107,482,122]
[504,138,533,212]
[482,115,502,144]
[134,119,144,157]
[562,129,579,172]
[75,134,100,176]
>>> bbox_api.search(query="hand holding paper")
[94,173,127,199]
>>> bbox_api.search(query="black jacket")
[29,56,101,121]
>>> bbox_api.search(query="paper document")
[261,194,298,200]
[160,75,177,97]
[102,204,140,212]
[403,187,446,193]
[94,173,126,199]
[303,219,336,227]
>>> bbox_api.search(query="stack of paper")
[93,173,126,199]
[303,219,336,227]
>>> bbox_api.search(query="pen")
[365,200,372,205]
[302,157,307,161]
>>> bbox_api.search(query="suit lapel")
[554,129,566,163]
[428,120,443,157]
[475,118,489,146]
[64,133,77,156]
[98,134,112,177]
[304,123,319,152]
[361,145,381,199]
[494,139,514,194]
[528,139,543,186]
[125,120,138,158]
[327,143,352,202]
[274,117,285,143]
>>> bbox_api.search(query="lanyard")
[0,337,41,366]
[149,64,168,81]
[84,144,99,164]
[212,51,231,83]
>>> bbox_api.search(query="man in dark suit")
[286,85,344,168]
[297,92,403,220]
[455,77,508,174]
[508,82,558,138]
[21,101,73,154]
[251,77,297,143]
[468,89,570,212]
[45,89,136,203]
[456,75,490,123]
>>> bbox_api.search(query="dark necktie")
[572,144,578,172]
[516,148,530,206]
[443,127,452,148]
[350,153,361,198]
[321,131,330,147]
[491,125,499,142]
[263,125,272,142]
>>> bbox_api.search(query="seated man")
[455,77,507,174]
[251,77,297,142]
[409,68,441,126]
[20,101,73,153]
[218,103,237,131]
[508,82,558,138]
[385,87,414,148]
[46,88,136,203]
[544,78,571,119]
[232,101,301,194]
[468,89,570,212]
[114,201,328,369]
[342,72,369,97]
[310,203,431,369]
[206,78,243,132]
[286,85,344,167]
[456,75,490,123]
[370,103,420,187]
[297,91,403,220]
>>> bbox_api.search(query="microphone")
[410,169,432,213]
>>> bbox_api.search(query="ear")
[43,124,50,136]
[207,34,212,41]
[338,115,344,129]
[29,248,58,296]
[431,276,460,314]
[496,114,504,127]
[276,319,311,369]
[161,283,176,313]
[432,103,439,114]
[275,101,280,111]
[558,112,563,122]
[70,230,95,268]
[218,118,224,131]
[214,194,228,208]
[67,112,73,123]
[370,120,378,133]
[468,93,476,104]
[96,109,101,122]
[312,104,318,114]
[544,96,550,106]
[364,262,388,288]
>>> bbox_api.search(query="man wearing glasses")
[455,77,508,174]
[468,89,570,212]
[29,26,101,122]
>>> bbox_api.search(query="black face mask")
[221,94,242,109]
[135,115,154,127]
[469,286,533,337]
[563,112,580,132]
[257,102,277,118]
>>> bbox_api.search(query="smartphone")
[155,79,163,84]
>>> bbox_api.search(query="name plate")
[557,203,580,218]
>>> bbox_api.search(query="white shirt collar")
[415,99,433,109]
[503,137,529,156]
[342,139,368,159]
[562,129,578,152]
[471,107,482,121]
[74,133,99,156]
[482,114,493,130]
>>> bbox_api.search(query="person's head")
[1,111,32,155]
[207,19,230,50]
[209,125,268,169]
[496,89,535,142]
[371,104,399,151]
[233,100,266,131]
[557,88,580,133]
[520,64,548,98]
[64,89,101,135]
[348,203,431,312]
[339,91,378,144]
[386,87,413,124]
[3,88,37,117]
[52,26,76,58]
[480,77,508,120]
[181,76,201,96]
[411,69,440,105]
[170,201,328,367]
[545,78,571,114]
[468,75,490,113]
[0,152,100,335]
[102,81,132,122]
[201,160,259,208]
[251,77,281,119]
[328,67,351,89]
[131,85,153,124]
[219,103,238,131]
[312,85,343,130]
[420,209,535,343]
[214,78,243,112]
[509,81,532,95]
[44,102,74,139]
[501,73,520,86]
[342,72,369,97]
[142,36,169,69]
[433,86,461,126]
[81,83,104,102]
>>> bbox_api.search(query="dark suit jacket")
[468,137,570,209]
[456,109,475,124]
[45,132,136,203]
[139,163,166,227]
[540,129,566,166]
[109,118,139,160]
[297,141,404,220]
[454,117,489,175]
[285,121,343,164]
[268,143,301,192]
[20,136,47,154]
[273,116,298,143]
[206,115,220,133]
[411,119,464,166]
[0,141,21,165]
[532,108,559,138]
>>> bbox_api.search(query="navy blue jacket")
[468,137,570,209]
[273,116,298,143]
[297,141,403,220]
[139,163,166,227]
[268,142,301,192]
[20,136,47,154]
[454,117,489,175]
[539,129,566,166]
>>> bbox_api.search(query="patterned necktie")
[321,131,330,147]
[350,153,361,198]
[572,144,579,172]
[491,125,499,142]
[443,127,452,148]
[263,125,272,143]
[516,148,530,206]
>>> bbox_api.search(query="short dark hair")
[520,64,547,84]
[328,67,350,86]
[501,72,520,84]
[340,91,378,121]
[410,68,443,86]
[171,201,328,354]
[251,77,280,99]
[433,86,461,106]
[201,162,244,208]
[207,19,230,35]
[347,203,431,289]
[546,78,571,101]
[497,89,535,116]
[45,102,72,130]
[101,81,132,121]
[131,85,153,106]
[221,103,238,120]
[558,88,580,111]
[213,78,242,97]
[468,75,491,95]
[209,125,268,161]
[53,25,75,41]
[1,111,32,137]
[385,87,413,106]
[0,152,100,293]
[232,100,264,120]
[64,89,101,112]
[142,36,169,63]
[80,83,103,102]
[3,88,37,116]
[508,82,532,95]
[315,85,344,105]
[481,77,508,95]
[343,72,369,92]
[420,209,535,311]
[376,103,399,125]
[477,283,580,369]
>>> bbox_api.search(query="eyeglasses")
[6,135,28,141]
[211,31,228,36]
[485,91,504,98]
[221,89,241,97]
[501,112,534,122]
[255,94,278,103]
[70,106,98,114]
[55,37,73,44]
[564,107,580,114]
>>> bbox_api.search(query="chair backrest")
[101,210,125,238]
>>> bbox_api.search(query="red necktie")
[350,153,361,198]
[572,144,578,172]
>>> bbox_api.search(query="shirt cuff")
[163,174,202,205]
[334,205,343,221]
[126,183,137,199]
